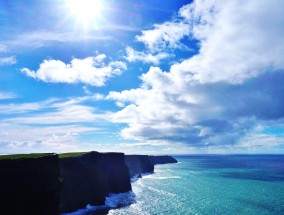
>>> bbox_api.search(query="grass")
[0,153,52,160]
[0,151,92,160]
[58,152,89,158]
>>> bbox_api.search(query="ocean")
[67,155,284,215]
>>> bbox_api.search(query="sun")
[67,0,103,25]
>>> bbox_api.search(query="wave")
[153,176,181,180]
[105,191,136,208]
[147,186,176,197]
[62,191,136,215]
[131,172,154,183]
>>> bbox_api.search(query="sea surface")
[68,155,284,215]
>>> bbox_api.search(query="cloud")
[2,30,113,48]
[108,65,284,150]
[0,96,110,123]
[0,56,16,65]
[0,97,112,153]
[136,21,190,52]
[104,0,284,151]
[131,0,284,83]
[170,0,284,83]
[0,44,7,53]
[21,55,127,86]
[237,133,284,149]
[125,46,171,65]
[0,92,17,100]
[0,124,97,153]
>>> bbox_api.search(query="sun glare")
[67,0,103,24]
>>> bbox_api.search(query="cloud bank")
[0,97,110,153]
[108,0,284,151]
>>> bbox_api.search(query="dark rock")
[125,155,154,178]
[149,155,178,165]
[59,151,132,213]
[0,153,62,215]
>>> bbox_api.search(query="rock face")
[0,154,62,215]
[125,155,154,177]
[59,151,132,213]
[149,155,178,165]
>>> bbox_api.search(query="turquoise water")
[109,155,284,215]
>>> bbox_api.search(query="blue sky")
[0,0,284,154]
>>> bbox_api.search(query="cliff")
[59,151,132,213]
[0,153,62,215]
[125,155,154,177]
[0,152,177,214]
[149,155,178,165]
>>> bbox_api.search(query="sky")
[0,0,284,155]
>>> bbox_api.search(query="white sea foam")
[105,191,136,208]
[153,176,181,180]
[62,191,136,215]
[131,172,154,183]
[147,186,176,197]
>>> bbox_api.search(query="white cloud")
[0,97,110,124]
[83,86,92,95]
[0,56,16,65]
[132,0,284,83]
[4,30,112,48]
[106,0,284,151]
[125,46,171,65]
[0,97,112,153]
[21,55,127,86]
[0,92,17,100]
[171,0,284,83]
[0,124,97,153]
[237,133,284,149]
[136,21,190,52]
[0,44,7,53]
[0,98,59,113]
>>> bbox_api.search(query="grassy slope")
[0,153,52,160]
[0,151,93,160]
[58,152,89,158]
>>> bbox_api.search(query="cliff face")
[0,154,62,215]
[149,155,178,165]
[125,155,154,177]
[0,152,177,214]
[59,151,132,213]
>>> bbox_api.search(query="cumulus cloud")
[131,0,284,83]
[125,12,190,65]
[106,0,284,151]
[108,68,284,149]
[125,46,171,65]
[171,0,284,83]
[21,55,127,86]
